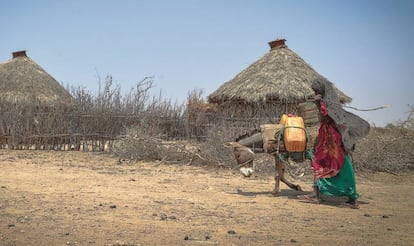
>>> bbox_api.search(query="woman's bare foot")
[338,198,360,209]
[297,194,320,203]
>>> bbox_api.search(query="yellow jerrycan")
[283,115,306,152]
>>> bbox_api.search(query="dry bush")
[110,89,237,167]
[70,75,187,141]
[111,89,254,168]
[354,127,414,173]
[196,123,238,167]
[353,105,414,173]
[112,117,235,167]
[112,127,168,161]
[185,88,217,140]
[397,104,414,130]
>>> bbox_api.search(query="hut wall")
[215,101,299,125]
[188,102,297,141]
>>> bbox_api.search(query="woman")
[300,78,370,209]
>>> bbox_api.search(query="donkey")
[226,125,316,196]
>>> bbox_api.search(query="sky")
[1,0,413,126]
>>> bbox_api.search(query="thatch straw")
[0,52,73,107]
[208,43,351,104]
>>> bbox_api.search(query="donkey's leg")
[279,160,303,192]
[272,155,283,196]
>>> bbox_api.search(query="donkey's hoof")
[296,185,303,192]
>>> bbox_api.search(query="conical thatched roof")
[208,39,351,104]
[0,51,73,107]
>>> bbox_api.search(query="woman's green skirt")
[314,155,359,199]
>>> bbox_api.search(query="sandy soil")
[0,150,413,246]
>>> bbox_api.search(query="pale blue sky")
[1,0,413,126]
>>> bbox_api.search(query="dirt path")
[0,150,413,245]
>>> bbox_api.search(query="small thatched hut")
[0,51,74,148]
[208,39,351,123]
[0,50,73,108]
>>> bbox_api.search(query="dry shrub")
[353,105,414,173]
[113,120,235,167]
[70,75,186,141]
[111,88,253,168]
[196,123,237,167]
[113,127,236,166]
[397,104,414,130]
[354,127,414,173]
[112,127,169,161]
[185,88,217,140]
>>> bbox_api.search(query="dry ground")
[0,150,413,246]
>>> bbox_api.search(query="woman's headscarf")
[311,78,370,153]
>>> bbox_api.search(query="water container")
[283,116,306,152]
[279,114,288,125]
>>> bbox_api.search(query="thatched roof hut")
[208,39,350,122]
[0,50,73,108]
